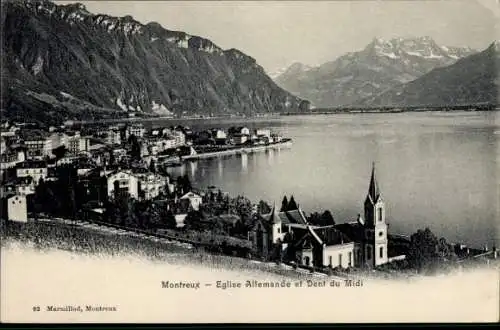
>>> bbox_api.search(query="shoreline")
[68,108,499,126]
[182,140,293,162]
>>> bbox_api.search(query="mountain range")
[2,0,307,125]
[274,37,481,108]
[357,41,500,108]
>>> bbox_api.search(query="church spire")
[268,201,280,224]
[367,162,381,204]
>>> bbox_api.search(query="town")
[0,120,497,279]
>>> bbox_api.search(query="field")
[0,220,314,280]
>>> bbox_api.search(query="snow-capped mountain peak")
[268,62,312,79]
[273,36,477,108]
[365,36,475,61]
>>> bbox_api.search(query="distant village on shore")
[1,119,497,278]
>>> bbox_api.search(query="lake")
[156,112,499,248]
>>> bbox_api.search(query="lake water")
[157,112,499,248]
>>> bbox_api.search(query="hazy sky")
[59,0,499,73]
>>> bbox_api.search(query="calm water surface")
[157,112,499,248]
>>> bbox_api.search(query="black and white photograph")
[0,0,499,323]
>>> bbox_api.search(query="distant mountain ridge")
[355,41,500,108]
[274,36,476,108]
[2,0,306,125]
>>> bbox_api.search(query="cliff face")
[357,42,500,108]
[2,0,305,124]
[274,37,475,108]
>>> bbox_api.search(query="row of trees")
[280,195,298,212]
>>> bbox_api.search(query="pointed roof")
[266,201,281,225]
[366,162,382,204]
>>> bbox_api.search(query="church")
[251,163,389,269]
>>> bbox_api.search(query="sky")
[58,0,499,74]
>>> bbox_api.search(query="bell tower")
[363,162,388,267]
[268,202,284,244]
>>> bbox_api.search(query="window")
[379,231,383,237]
[277,228,281,234]
[338,253,343,266]
[329,256,332,266]
[348,252,352,267]
[378,207,383,222]
[379,247,384,259]
[305,256,310,266]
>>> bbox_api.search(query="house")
[0,123,19,137]
[172,129,186,146]
[21,130,52,159]
[15,161,48,185]
[106,127,122,145]
[107,170,139,199]
[5,195,28,223]
[135,172,168,200]
[295,226,355,268]
[1,148,26,172]
[238,127,250,136]
[215,129,227,140]
[1,177,36,197]
[64,131,90,155]
[125,124,146,139]
[233,134,248,145]
[251,164,389,269]
[255,129,271,138]
[271,134,282,143]
[0,137,6,155]
[180,191,203,211]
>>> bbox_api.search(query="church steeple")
[366,162,381,205]
[362,162,388,268]
[364,162,385,227]
[268,201,280,224]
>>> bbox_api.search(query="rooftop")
[16,160,48,169]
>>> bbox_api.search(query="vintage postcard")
[1,0,499,324]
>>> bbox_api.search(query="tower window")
[378,208,383,222]
[379,231,383,237]
[379,247,384,259]
[277,228,281,234]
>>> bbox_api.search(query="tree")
[234,196,253,224]
[257,200,271,214]
[149,159,156,174]
[437,237,456,261]
[182,174,192,193]
[287,195,298,211]
[183,210,204,231]
[108,149,116,166]
[52,145,68,167]
[280,196,288,212]
[162,209,177,229]
[407,227,440,273]
[320,210,335,226]
[128,134,141,161]
[177,174,192,195]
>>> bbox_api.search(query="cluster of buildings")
[251,164,395,270]
[0,120,284,226]
[0,121,204,224]
[194,126,284,146]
